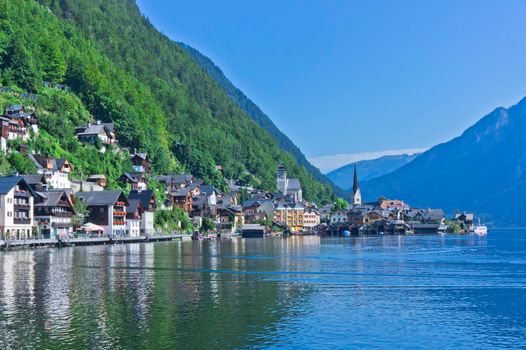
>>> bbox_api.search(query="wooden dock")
[0,234,190,250]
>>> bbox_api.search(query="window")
[7,211,12,217]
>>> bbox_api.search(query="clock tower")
[277,164,288,194]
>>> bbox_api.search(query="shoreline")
[0,233,192,251]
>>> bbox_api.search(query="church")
[276,164,303,203]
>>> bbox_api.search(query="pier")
[0,234,191,250]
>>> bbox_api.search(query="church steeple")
[352,162,362,205]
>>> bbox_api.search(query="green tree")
[201,216,216,233]
[7,152,35,174]
[71,198,88,227]
[41,38,66,83]
[6,40,41,91]
[333,198,349,211]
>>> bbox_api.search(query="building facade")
[0,177,36,240]
[76,191,128,236]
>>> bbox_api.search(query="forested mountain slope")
[362,97,526,226]
[0,0,334,203]
[179,43,347,198]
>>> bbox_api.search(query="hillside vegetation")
[179,43,349,199]
[0,0,334,203]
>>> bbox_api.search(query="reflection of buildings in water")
[207,242,220,305]
[43,248,73,334]
[128,243,155,325]
[0,251,17,318]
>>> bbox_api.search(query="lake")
[0,229,525,349]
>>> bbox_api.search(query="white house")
[330,210,348,225]
[29,155,72,189]
[0,176,37,240]
[126,198,142,237]
[128,189,157,235]
[303,208,320,228]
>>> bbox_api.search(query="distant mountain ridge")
[179,42,349,199]
[362,97,526,226]
[327,154,420,190]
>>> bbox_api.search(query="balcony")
[14,202,30,209]
[14,218,31,225]
[54,212,73,217]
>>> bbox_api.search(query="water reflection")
[0,232,524,348]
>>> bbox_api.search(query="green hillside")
[179,43,349,199]
[0,0,334,203]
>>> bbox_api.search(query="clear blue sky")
[137,0,526,171]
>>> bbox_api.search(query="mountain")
[362,97,526,226]
[327,154,420,190]
[0,0,334,203]
[179,42,349,199]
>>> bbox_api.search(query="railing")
[14,218,31,224]
[14,203,30,208]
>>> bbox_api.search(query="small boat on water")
[473,219,488,236]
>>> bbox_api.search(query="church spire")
[352,162,362,205]
[352,162,359,195]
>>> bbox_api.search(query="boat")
[473,219,488,236]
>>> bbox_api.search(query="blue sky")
[137,0,526,172]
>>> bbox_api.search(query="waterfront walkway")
[0,234,190,250]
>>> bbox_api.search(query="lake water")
[0,229,525,349]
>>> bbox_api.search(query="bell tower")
[277,164,288,194]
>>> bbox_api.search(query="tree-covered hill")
[0,0,334,203]
[179,43,349,199]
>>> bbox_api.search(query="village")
[0,103,478,247]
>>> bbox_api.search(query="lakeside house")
[34,190,75,238]
[330,210,348,224]
[0,176,36,240]
[125,198,142,237]
[76,191,128,237]
[303,207,320,229]
[128,189,156,235]
[216,205,244,233]
[274,202,305,232]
